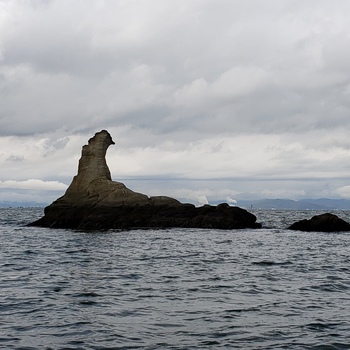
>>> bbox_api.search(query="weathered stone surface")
[29,130,261,230]
[288,213,350,232]
[55,130,172,207]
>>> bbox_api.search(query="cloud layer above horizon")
[2,0,350,204]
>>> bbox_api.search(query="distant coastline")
[212,198,350,210]
[3,198,350,210]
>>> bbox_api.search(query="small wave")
[78,300,97,305]
[301,282,349,292]
[311,342,350,350]
[72,291,100,297]
[252,260,293,266]
[304,321,342,331]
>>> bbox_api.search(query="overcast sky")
[2,0,350,205]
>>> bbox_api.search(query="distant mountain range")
[210,198,350,210]
[2,198,350,210]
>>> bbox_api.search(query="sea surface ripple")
[1,208,350,349]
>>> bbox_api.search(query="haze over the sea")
[1,0,350,205]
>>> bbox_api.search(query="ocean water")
[1,207,350,350]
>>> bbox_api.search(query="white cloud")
[0,179,67,191]
[335,185,350,199]
[226,197,237,205]
[211,67,269,98]
[174,66,269,108]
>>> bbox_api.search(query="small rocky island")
[289,213,350,232]
[30,130,261,230]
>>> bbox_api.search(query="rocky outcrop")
[50,130,178,207]
[29,130,261,230]
[288,213,350,232]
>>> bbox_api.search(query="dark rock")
[288,213,350,232]
[29,130,261,230]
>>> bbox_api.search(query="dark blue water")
[1,208,350,349]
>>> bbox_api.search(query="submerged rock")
[288,213,350,232]
[29,130,261,230]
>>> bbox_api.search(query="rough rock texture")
[53,130,178,207]
[29,130,261,230]
[288,213,350,232]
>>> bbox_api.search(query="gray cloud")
[1,0,350,203]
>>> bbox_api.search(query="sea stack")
[30,130,261,230]
[288,213,350,232]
